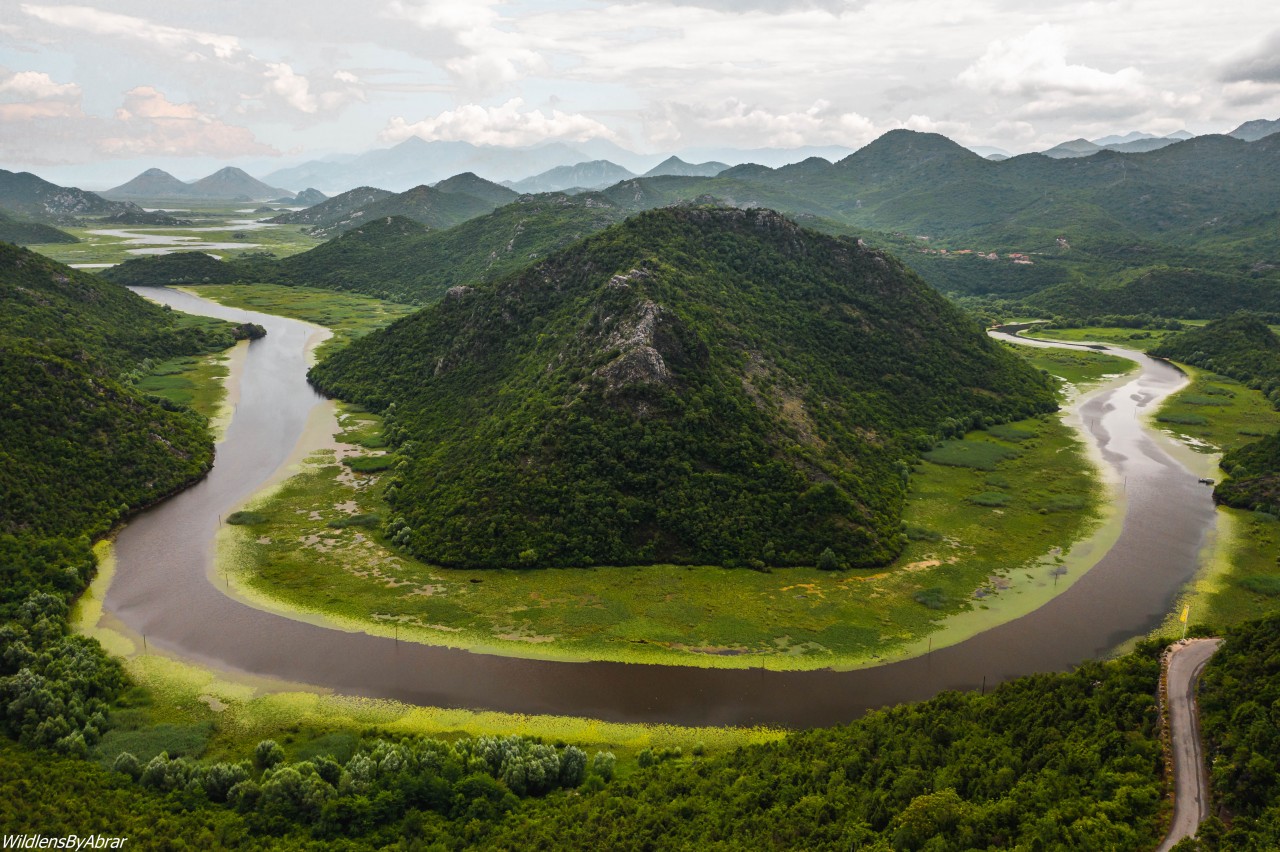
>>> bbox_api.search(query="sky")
[2,0,1278,185]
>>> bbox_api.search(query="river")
[99,295,1216,728]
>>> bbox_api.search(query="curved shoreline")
[91,295,1215,728]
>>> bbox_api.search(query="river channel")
[99,294,1216,728]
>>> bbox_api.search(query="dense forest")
[0,243,239,757]
[310,206,1055,570]
[100,251,241,286]
[1188,615,1280,850]
[1,642,1174,850]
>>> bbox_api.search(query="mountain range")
[102,166,293,202]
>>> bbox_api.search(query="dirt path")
[1157,638,1222,851]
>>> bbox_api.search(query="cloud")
[101,86,279,157]
[381,98,620,146]
[0,69,83,121]
[19,3,365,121]
[1220,29,1280,84]
[20,4,242,61]
[606,0,858,12]
[385,0,546,94]
[643,98,880,148]
[958,25,1144,102]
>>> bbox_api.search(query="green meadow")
[215,345,1128,671]
[185,284,418,357]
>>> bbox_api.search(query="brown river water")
[102,296,1215,728]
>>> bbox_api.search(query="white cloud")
[958,25,1144,102]
[101,86,279,157]
[643,98,879,148]
[0,69,82,121]
[18,3,365,121]
[386,0,546,94]
[382,98,620,146]
[20,4,243,61]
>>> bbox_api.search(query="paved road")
[1157,638,1222,852]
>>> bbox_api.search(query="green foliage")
[1155,317,1280,512]
[259,194,630,304]
[1195,616,1280,849]
[310,207,1055,570]
[0,211,78,244]
[100,251,239,286]
[226,511,269,526]
[481,650,1167,851]
[924,440,1021,470]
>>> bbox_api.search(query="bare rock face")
[595,298,675,392]
[597,344,671,389]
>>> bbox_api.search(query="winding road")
[1157,638,1222,852]
[93,296,1218,728]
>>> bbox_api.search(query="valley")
[3,54,1280,841]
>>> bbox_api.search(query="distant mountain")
[1166,130,1194,140]
[305,184,500,240]
[1041,138,1103,158]
[101,168,195,200]
[263,138,864,194]
[432,172,520,206]
[642,156,728,178]
[967,146,1011,159]
[675,145,857,169]
[1090,131,1159,146]
[1103,138,1179,154]
[262,137,598,194]
[1229,118,1280,141]
[262,193,627,302]
[0,168,140,224]
[508,160,636,193]
[309,206,1055,570]
[292,188,327,206]
[268,186,395,229]
[187,167,290,201]
[986,154,1009,162]
[269,180,508,240]
[0,210,78,245]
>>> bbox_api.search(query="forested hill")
[1151,315,1280,513]
[310,206,1055,570]
[0,242,240,373]
[1149,314,1280,387]
[260,194,629,302]
[0,245,242,757]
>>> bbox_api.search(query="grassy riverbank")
[1147,365,1280,635]
[185,284,417,357]
[213,345,1128,670]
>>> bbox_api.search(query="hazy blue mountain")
[508,160,636,193]
[102,168,196,200]
[187,167,290,201]
[1229,117,1280,141]
[642,156,729,178]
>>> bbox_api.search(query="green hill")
[267,185,394,229]
[1025,267,1280,320]
[1,243,240,372]
[306,184,501,239]
[0,211,78,244]
[263,194,630,302]
[100,251,239,286]
[310,207,1054,569]
[433,171,520,205]
[1149,314,1280,385]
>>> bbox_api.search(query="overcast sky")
[2,0,1278,182]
